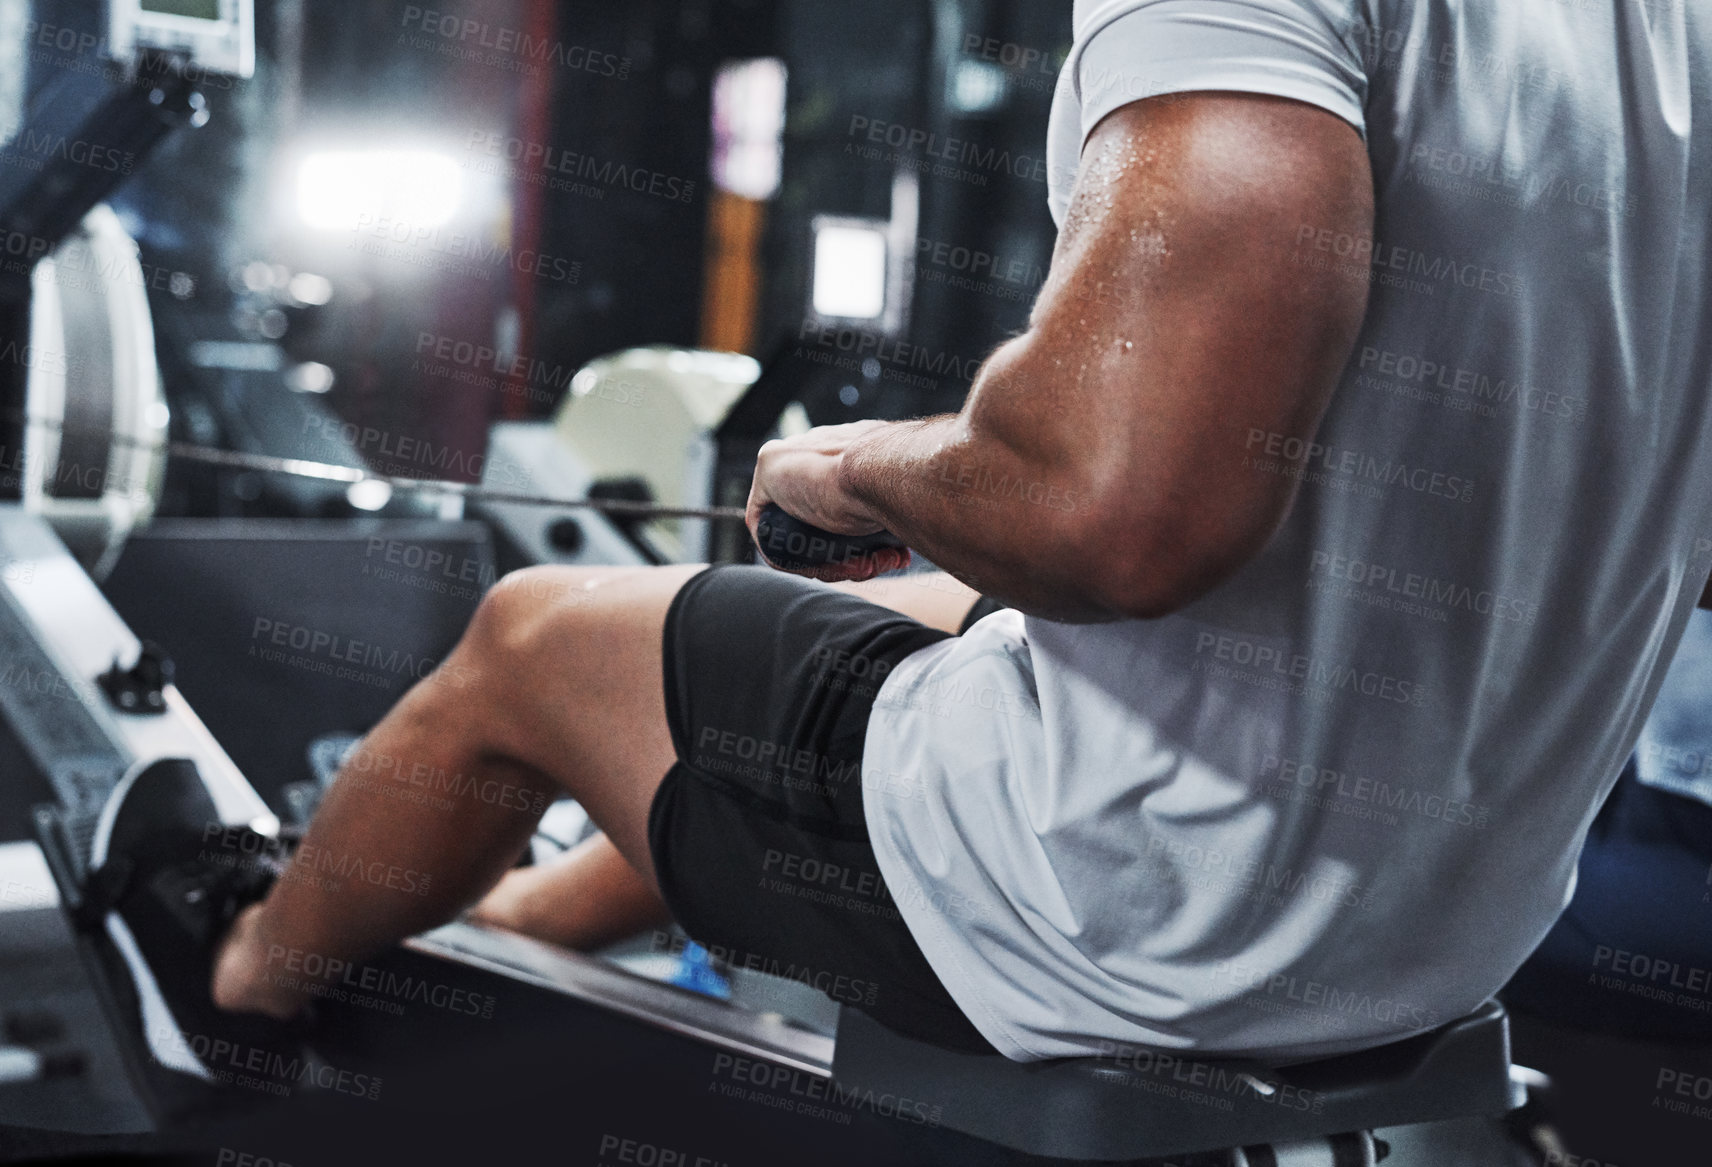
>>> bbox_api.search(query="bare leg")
[462,570,983,951]
[213,564,702,1017]
[466,833,671,950]
[214,565,985,1015]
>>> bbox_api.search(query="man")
[105,0,1712,1068]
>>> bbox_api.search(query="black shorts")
[648,566,1002,1054]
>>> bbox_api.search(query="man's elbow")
[1077,504,1274,621]
[1084,546,1220,621]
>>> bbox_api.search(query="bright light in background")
[287,272,334,306]
[812,224,887,319]
[285,362,335,394]
[346,480,393,512]
[711,58,787,200]
[296,150,464,231]
[949,60,1008,114]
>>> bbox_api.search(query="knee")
[465,566,597,670]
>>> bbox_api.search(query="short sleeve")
[1048,0,1369,221]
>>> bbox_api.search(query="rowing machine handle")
[754,504,906,572]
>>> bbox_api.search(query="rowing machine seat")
[830,999,1521,1162]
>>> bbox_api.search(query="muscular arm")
[839,93,1374,622]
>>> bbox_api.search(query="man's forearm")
[839,398,1120,623]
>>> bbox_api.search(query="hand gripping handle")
[754,504,906,572]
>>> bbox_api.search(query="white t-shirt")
[863,0,1712,1062]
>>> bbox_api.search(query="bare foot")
[466,835,672,950]
[466,867,541,936]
